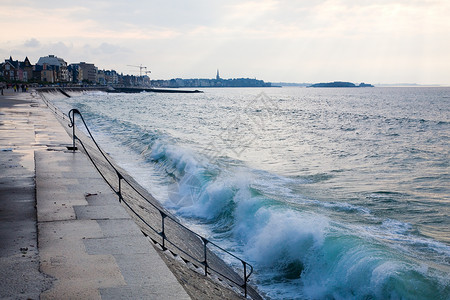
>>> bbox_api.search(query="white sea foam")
[243,209,328,266]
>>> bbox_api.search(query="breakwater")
[110,87,203,93]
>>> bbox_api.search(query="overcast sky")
[1,0,449,85]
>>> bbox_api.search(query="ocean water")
[50,87,449,299]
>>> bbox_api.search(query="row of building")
[1,55,271,88]
[0,55,149,86]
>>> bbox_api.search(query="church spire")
[216,69,220,80]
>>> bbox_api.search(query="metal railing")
[67,108,254,297]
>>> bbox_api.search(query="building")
[40,65,56,83]
[22,57,33,81]
[97,69,106,85]
[36,55,69,82]
[70,62,97,84]
[104,70,119,85]
[67,64,82,84]
[0,56,35,82]
[1,57,17,81]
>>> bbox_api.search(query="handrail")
[67,108,254,297]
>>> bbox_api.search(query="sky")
[1,0,449,85]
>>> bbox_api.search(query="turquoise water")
[51,87,449,299]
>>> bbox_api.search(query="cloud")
[42,42,72,57]
[82,42,133,64]
[23,38,40,48]
[96,43,127,55]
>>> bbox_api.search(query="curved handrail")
[67,108,254,297]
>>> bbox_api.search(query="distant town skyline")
[1,0,449,85]
[2,54,276,88]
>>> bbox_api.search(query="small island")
[309,81,374,88]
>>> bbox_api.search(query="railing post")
[160,211,167,250]
[72,116,76,151]
[243,262,248,298]
[117,172,123,202]
[67,109,78,151]
[202,237,208,276]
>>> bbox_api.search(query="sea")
[49,87,449,299]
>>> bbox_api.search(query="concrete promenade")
[0,89,191,299]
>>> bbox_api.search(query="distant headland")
[309,81,374,88]
[152,70,271,88]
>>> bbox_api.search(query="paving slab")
[74,204,131,220]
[38,219,126,300]
[96,218,147,237]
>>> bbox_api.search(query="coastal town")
[0,55,271,89]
